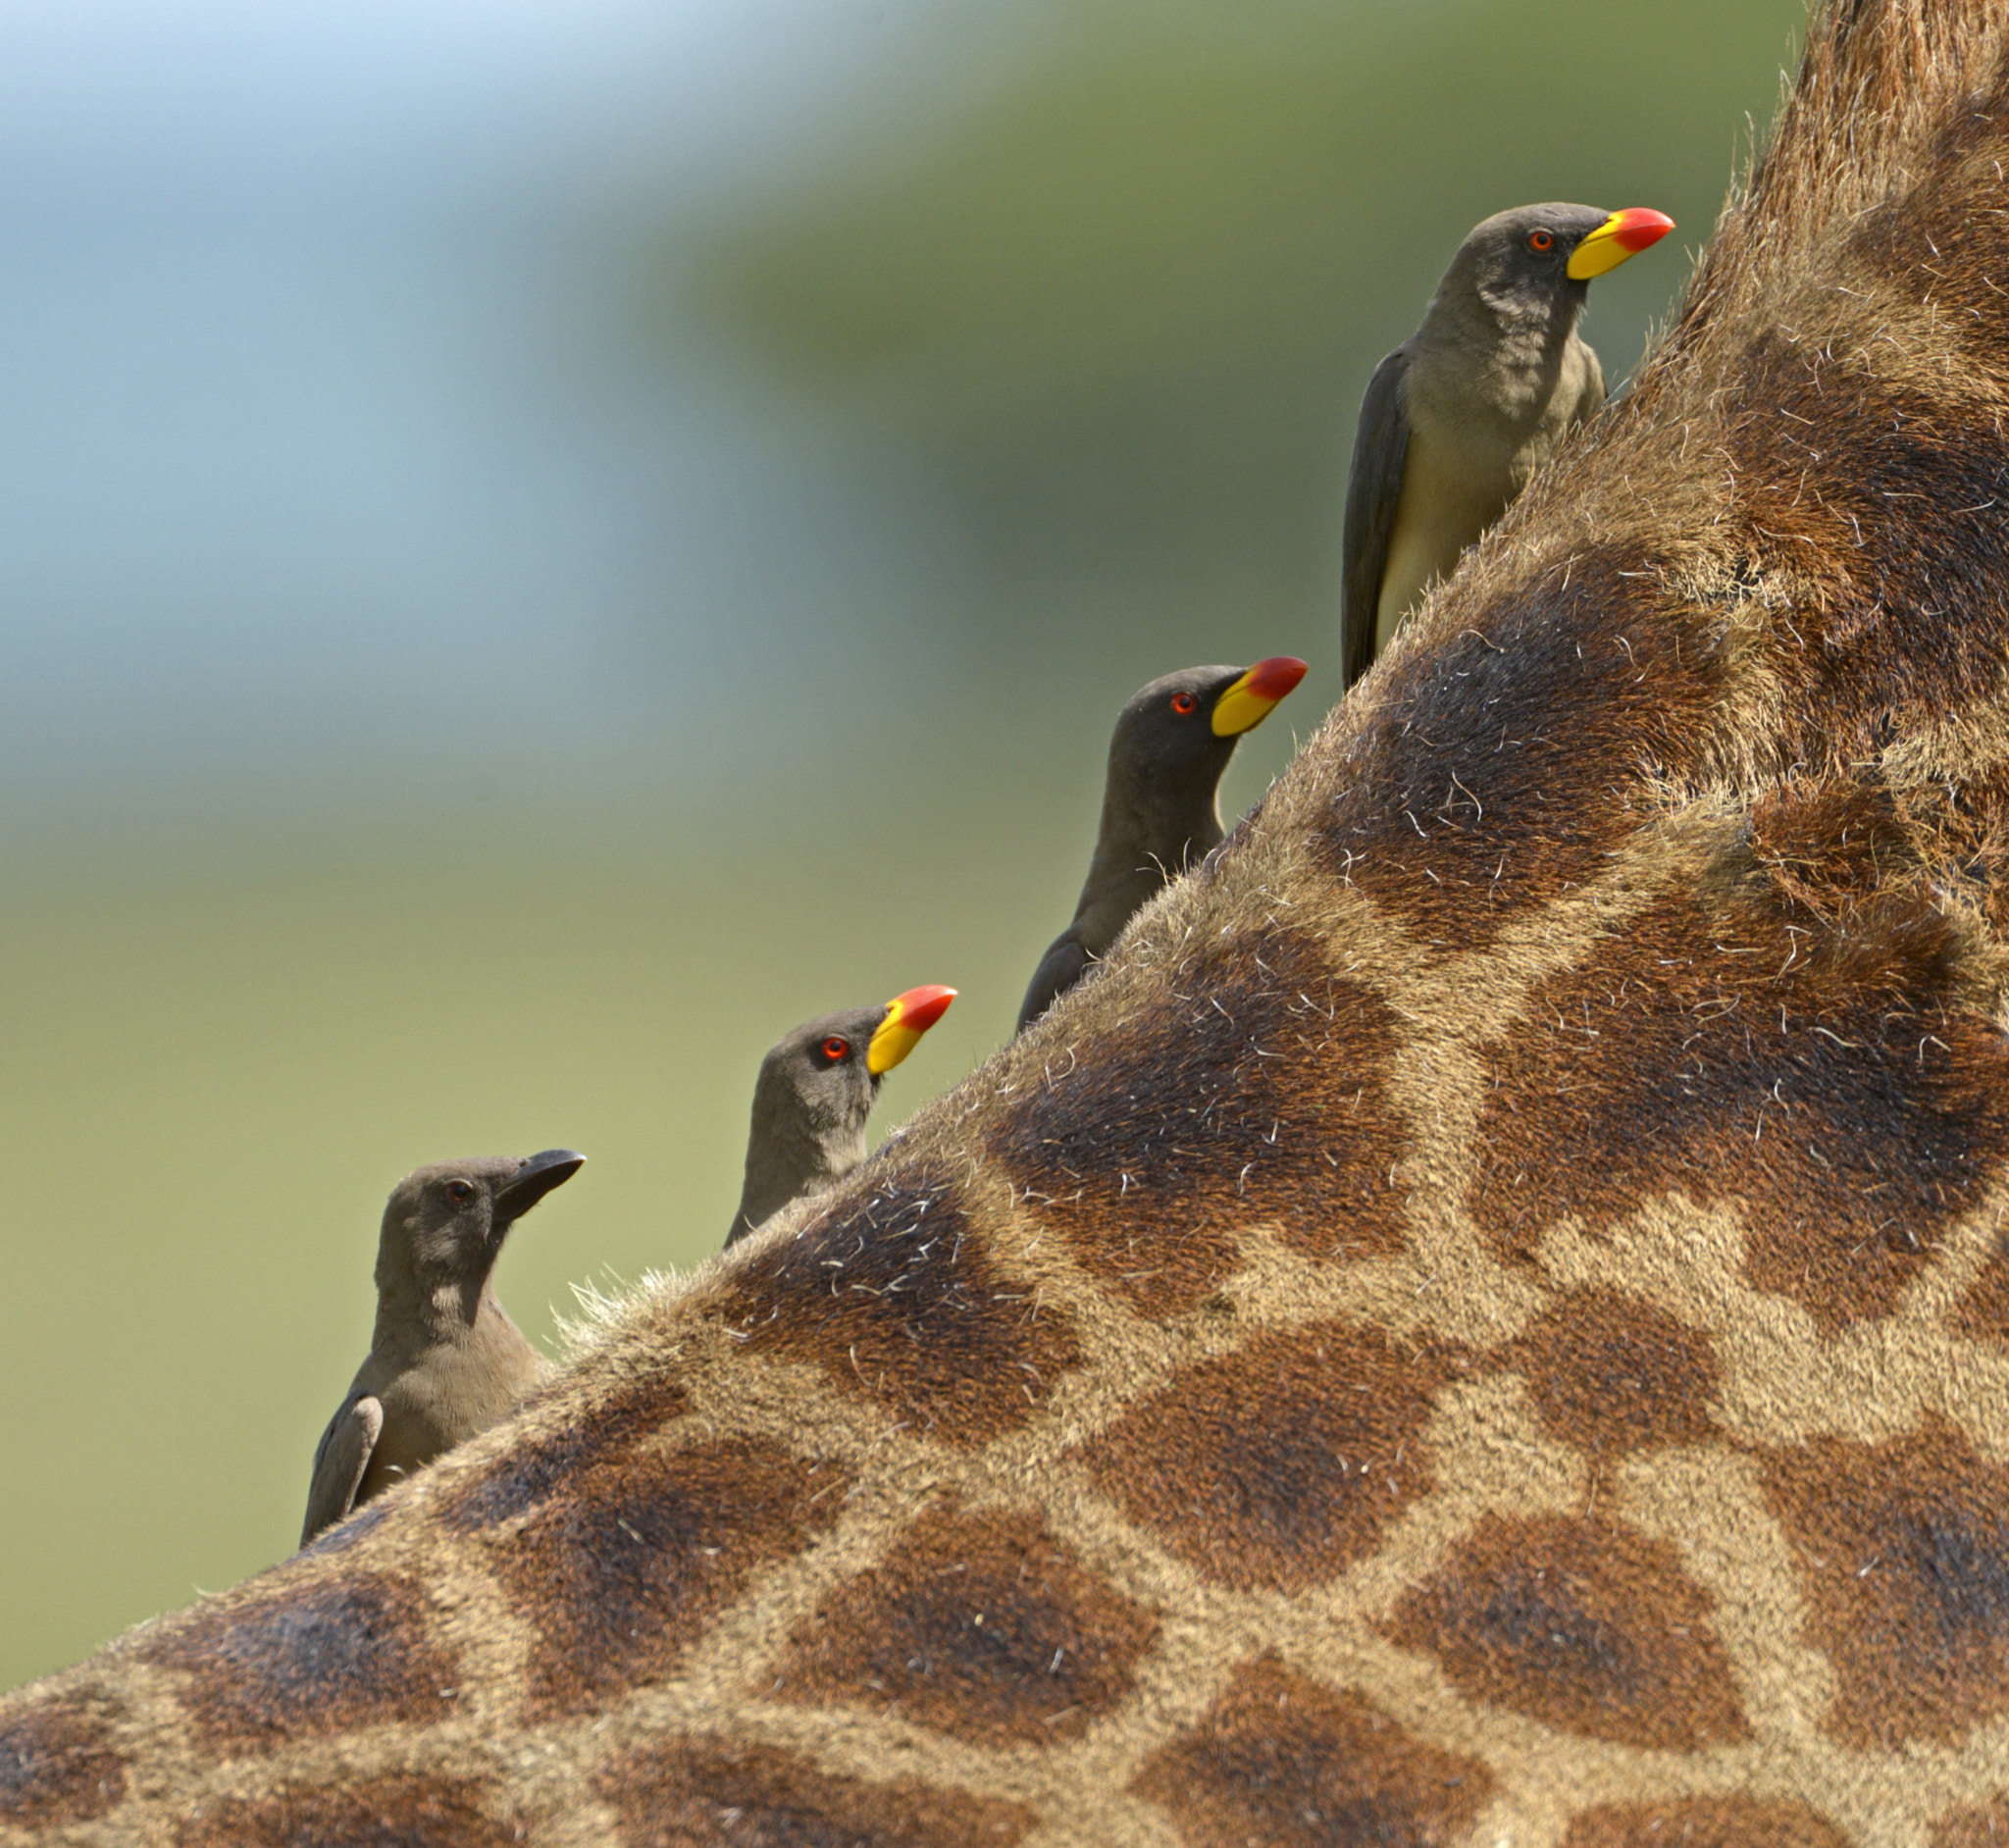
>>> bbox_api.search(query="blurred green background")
[0,0,1802,1689]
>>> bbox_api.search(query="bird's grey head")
[1444,203,1616,323]
[1437,203,1674,329]
[377,1149,585,1288]
[730,986,956,1244]
[748,1006,893,1154]
[1108,658,1306,808]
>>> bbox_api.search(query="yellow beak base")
[866,1021,922,1077]
[1567,207,1675,282]
[865,985,957,1076]
[1209,656,1310,738]
[1211,679,1279,739]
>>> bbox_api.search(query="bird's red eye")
[445,1180,475,1204]
[821,1036,850,1062]
[1170,692,1198,715]
[1528,230,1555,252]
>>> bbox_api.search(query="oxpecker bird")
[1016,656,1308,1033]
[726,985,957,1246]
[300,1148,584,1545]
[1341,203,1674,687]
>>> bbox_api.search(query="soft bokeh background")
[0,0,1805,1689]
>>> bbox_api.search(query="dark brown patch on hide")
[1760,1415,2009,1749]
[1512,1289,1722,1459]
[1076,1321,1459,1592]
[1953,1231,2009,1349]
[770,1501,1157,1747]
[1320,545,1724,950]
[1943,765,2009,943]
[1382,1513,1748,1748]
[1932,1795,2009,1848]
[595,1738,1035,1847]
[722,1173,1082,1448]
[990,928,1408,1316]
[490,1435,844,1720]
[139,1573,456,1756]
[1559,1797,1851,1848]
[175,1775,523,1847]
[0,1702,124,1826]
[1130,1652,1494,1847]
[439,1374,693,1531]
[1720,74,2009,766]
[1466,803,2009,1330]
[1755,729,2009,939]
[1749,781,1918,909]
[1723,319,2009,763]
[295,1501,390,1558]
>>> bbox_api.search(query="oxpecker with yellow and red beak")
[1016,656,1308,1033]
[1341,203,1674,687]
[726,985,957,1246]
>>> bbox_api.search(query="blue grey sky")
[0,0,1009,827]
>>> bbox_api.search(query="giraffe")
[8,0,2009,1840]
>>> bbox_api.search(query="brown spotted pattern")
[1511,1289,1721,1459]
[1076,1321,1461,1591]
[1761,1415,2009,1750]
[1131,1653,1495,1847]
[295,1501,392,1559]
[1465,854,2009,1329]
[993,928,1409,1315]
[724,1173,1083,1448]
[1726,312,2009,766]
[1932,1795,2009,1848]
[1558,1797,1852,1848]
[174,1774,524,1847]
[1954,1234,2009,1349]
[0,1705,123,1828]
[138,1573,459,1756]
[1320,547,1724,950]
[595,1739,1035,1847]
[1383,1514,1748,1748]
[770,1501,1158,1747]
[441,1371,692,1532]
[490,1435,847,1718]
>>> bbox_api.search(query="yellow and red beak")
[866,984,957,1076]
[1567,207,1674,282]
[1211,655,1310,738]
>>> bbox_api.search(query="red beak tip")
[893,985,957,1031]
[1616,208,1675,250]
[1249,656,1311,699]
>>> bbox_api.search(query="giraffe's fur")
[10,1,2009,1840]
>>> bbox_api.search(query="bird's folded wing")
[1020,940,1101,1036]
[1017,936,1093,1034]
[300,1394,384,1548]
[1341,348,1412,690]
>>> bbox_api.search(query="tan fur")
[8,3,2009,1841]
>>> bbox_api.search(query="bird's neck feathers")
[1092,772,1225,884]
[735,1080,873,1234]
[372,1246,507,1346]
[1422,266,1585,362]
[1070,780,1222,947]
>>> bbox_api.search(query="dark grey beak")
[494,1148,586,1224]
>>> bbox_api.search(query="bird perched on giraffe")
[726,985,956,1246]
[300,1148,584,1545]
[1017,655,1307,1033]
[1341,202,1673,687]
